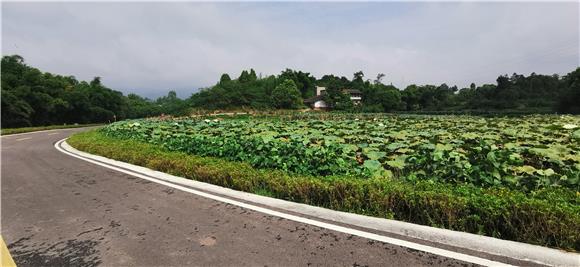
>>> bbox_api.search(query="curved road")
[2,128,488,266]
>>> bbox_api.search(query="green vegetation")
[1,55,187,128]
[271,79,303,109]
[191,68,580,114]
[1,123,102,135]
[69,129,579,251]
[101,115,579,192]
[68,114,580,251]
[3,54,579,130]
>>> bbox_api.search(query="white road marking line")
[15,137,32,141]
[55,139,515,267]
[47,132,60,136]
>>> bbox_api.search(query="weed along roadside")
[66,114,580,252]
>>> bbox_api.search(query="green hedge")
[68,130,580,251]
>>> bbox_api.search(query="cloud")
[2,2,578,98]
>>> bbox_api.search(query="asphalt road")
[1,128,479,267]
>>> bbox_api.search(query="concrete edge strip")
[56,139,580,267]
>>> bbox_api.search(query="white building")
[304,86,362,109]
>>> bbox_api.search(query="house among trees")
[304,86,362,109]
[343,89,363,105]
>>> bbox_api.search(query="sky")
[2,2,579,99]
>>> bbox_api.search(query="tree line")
[192,68,580,114]
[2,54,579,128]
[1,55,188,128]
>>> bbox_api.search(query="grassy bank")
[68,130,579,251]
[1,124,103,136]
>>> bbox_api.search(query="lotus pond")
[101,114,580,193]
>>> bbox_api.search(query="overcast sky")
[2,2,579,98]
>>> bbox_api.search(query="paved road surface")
[2,128,483,266]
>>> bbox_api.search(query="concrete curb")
[59,139,579,267]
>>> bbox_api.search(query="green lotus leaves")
[386,142,407,151]
[363,159,382,171]
[100,114,580,191]
[386,156,407,169]
[365,151,387,160]
[461,132,479,140]
[572,129,580,140]
[515,165,537,175]
[536,168,555,176]
[435,143,454,151]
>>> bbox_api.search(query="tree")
[238,70,250,83]
[90,77,102,87]
[249,69,258,81]
[353,71,364,82]
[271,79,303,109]
[0,55,167,126]
[126,93,161,118]
[321,81,353,111]
[279,69,316,98]
[239,69,257,83]
[363,84,401,112]
[401,85,419,111]
[374,73,385,85]
[1,89,33,127]
[184,63,579,113]
[317,74,350,90]
[156,91,189,116]
[219,73,231,84]
[558,68,580,114]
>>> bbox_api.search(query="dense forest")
[192,68,580,114]
[2,55,579,128]
[1,55,187,128]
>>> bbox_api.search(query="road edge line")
[57,138,580,267]
[1,236,17,267]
